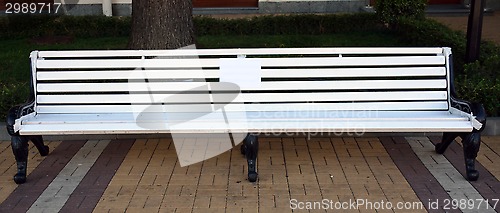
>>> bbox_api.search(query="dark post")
[465,0,485,63]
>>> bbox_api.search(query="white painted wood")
[18,120,472,135]
[36,91,448,104]
[16,47,475,135]
[22,111,468,125]
[36,56,445,69]
[37,70,217,80]
[31,51,39,112]
[36,102,450,114]
[36,67,446,80]
[37,80,447,92]
[260,67,447,78]
[37,47,444,58]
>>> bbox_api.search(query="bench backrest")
[31,47,452,115]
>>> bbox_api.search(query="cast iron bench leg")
[31,136,49,156]
[435,132,459,154]
[242,134,259,182]
[462,132,481,181]
[435,132,481,181]
[11,136,29,184]
[11,135,48,184]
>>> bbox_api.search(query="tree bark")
[128,0,195,50]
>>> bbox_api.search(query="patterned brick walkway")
[431,12,500,45]
[0,136,498,212]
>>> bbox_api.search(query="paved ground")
[431,12,500,45]
[0,135,499,212]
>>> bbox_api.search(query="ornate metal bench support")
[7,104,49,184]
[462,131,481,181]
[435,132,460,154]
[5,52,50,184]
[241,134,259,182]
[435,100,487,181]
[10,135,48,184]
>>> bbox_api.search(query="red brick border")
[0,140,86,213]
[60,139,134,213]
[379,136,459,212]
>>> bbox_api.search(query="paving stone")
[2,135,499,212]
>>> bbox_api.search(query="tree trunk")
[128,0,195,50]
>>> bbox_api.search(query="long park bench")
[7,47,486,184]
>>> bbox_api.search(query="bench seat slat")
[18,121,473,135]
[23,111,466,124]
[36,91,448,104]
[37,48,444,58]
[36,56,445,69]
[21,110,471,134]
[37,67,446,80]
[37,80,448,92]
[35,102,450,113]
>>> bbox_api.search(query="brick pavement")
[0,136,498,212]
[431,12,500,45]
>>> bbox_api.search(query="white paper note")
[219,58,261,89]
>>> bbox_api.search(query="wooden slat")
[36,56,445,69]
[261,67,447,78]
[36,67,447,80]
[24,48,461,136]
[36,91,448,104]
[37,80,447,92]
[23,111,468,124]
[37,47,444,58]
[36,102,450,114]
[18,120,472,135]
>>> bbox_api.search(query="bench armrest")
[6,100,36,136]
[450,95,486,132]
[6,51,38,136]
[447,53,486,132]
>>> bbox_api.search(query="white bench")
[7,47,486,184]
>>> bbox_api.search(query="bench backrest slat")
[37,80,447,92]
[37,67,446,80]
[36,91,448,104]
[37,56,445,69]
[37,47,445,58]
[36,102,450,113]
[32,47,451,114]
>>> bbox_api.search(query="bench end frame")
[435,49,487,181]
[6,51,49,184]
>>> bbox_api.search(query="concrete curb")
[1,118,498,141]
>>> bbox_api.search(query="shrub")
[0,81,30,119]
[393,17,467,73]
[375,0,427,24]
[393,17,500,74]
[0,13,384,39]
[194,13,384,36]
[0,15,131,39]
[456,55,500,116]
[392,17,500,116]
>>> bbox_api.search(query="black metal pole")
[465,0,485,63]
